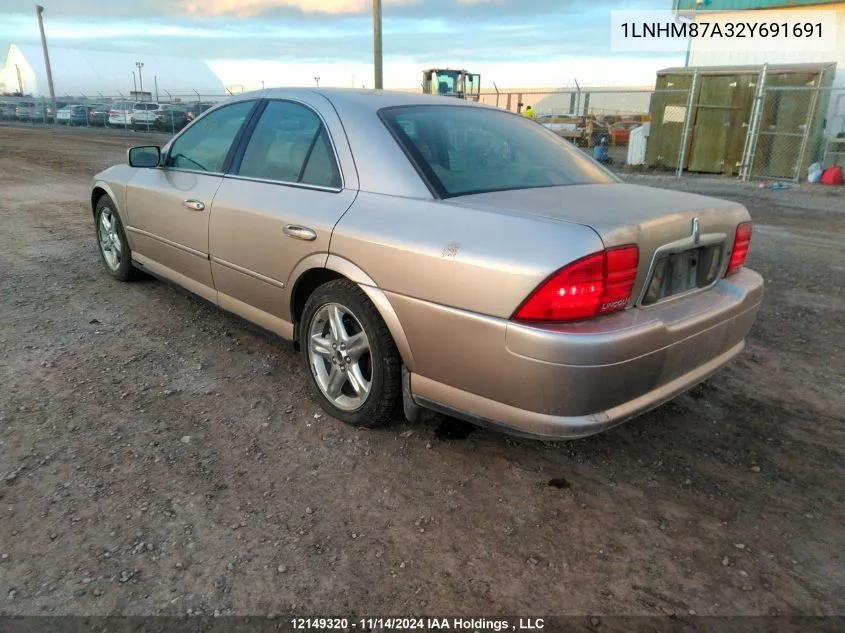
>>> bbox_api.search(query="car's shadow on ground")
[141,269,839,505]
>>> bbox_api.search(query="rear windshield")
[379,105,617,198]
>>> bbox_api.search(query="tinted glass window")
[380,105,617,198]
[165,101,255,173]
[237,100,340,188]
[299,128,341,188]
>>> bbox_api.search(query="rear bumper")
[409,268,764,440]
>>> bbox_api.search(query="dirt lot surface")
[1,125,844,619]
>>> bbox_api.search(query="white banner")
[610,9,838,53]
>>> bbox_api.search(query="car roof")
[207,87,514,198]
[228,87,497,113]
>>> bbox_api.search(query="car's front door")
[208,98,358,339]
[124,99,259,301]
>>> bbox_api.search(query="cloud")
[181,0,420,18]
[0,0,677,91]
[1,0,661,20]
[206,54,679,90]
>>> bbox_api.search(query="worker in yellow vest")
[523,105,536,119]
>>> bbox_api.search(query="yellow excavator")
[422,69,480,101]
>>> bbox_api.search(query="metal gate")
[686,74,757,176]
[746,75,821,182]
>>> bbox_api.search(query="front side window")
[380,105,618,198]
[237,100,341,189]
[165,100,255,173]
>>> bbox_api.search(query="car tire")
[95,195,137,282]
[299,279,401,428]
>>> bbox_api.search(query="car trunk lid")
[445,182,751,308]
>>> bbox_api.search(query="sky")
[0,0,684,90]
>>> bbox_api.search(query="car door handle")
[283,225,317,241]
[183,199,205,211]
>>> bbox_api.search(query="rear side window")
[165,100,256,173]
[237,100,341,189]
[380,105,617,198]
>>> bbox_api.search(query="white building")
[678,1,845,143]
[680,0,845,86]
[471,86,655,116]
[1,44,226,99]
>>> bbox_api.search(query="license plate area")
[642,245,723,306]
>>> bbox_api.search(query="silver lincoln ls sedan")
[90,88,763,440]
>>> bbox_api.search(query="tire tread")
[95,195,138,282]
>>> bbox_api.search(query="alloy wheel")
[307,302,372,412]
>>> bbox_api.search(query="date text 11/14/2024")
[291,617,546,631]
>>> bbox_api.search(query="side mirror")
[128,145,161,168]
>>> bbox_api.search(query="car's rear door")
[123,99,260,302]
[208,96,358,339]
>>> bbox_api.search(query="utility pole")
[136,61,144,97]
[35,5,57,124]
[373,0,383,89]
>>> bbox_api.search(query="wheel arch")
[289,254,416,371]
[91,181,121,219]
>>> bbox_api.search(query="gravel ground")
[1,125,844,619]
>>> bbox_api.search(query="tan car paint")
[92,88,764,439]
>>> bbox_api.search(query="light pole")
[132,71,137,94]
[135,61,144,97]
[35,5,57,124]
[314,76,320,87]
[373,0,383,89]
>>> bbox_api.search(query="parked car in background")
[13,100,66,122]
[15,101,39,121]
[132,102,160,130]
[87,104,110,127]
[90,88,763,440]
[155,104,191,132]
[185,102,215,123]
[108,101,135,127]
[56,104,91,126]
[0,102,17,120]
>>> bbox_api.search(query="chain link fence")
[746,85,845,182]
[476,87,667,166]
[477,79,845,181]
[2,80,843,182]
[0,91,231,135]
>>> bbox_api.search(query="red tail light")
[513,245,640,323]
[726,222,752,276]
